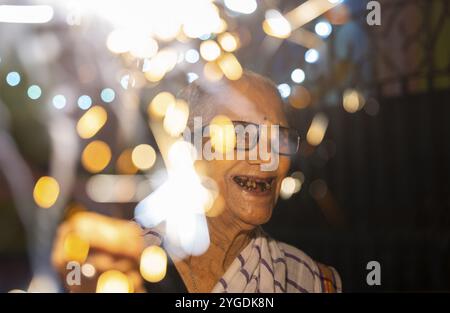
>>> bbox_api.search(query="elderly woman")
[52,71,341,293]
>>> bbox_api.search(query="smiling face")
[187,73,291,228]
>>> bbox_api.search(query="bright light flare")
[224,0,257,14]
[0,5,54,24]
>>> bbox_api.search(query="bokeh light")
[77,95,93,110]
[33,176,60,209]
[96,270,133,293]
[305,49,320,63]
[315,21,333,38]
[263,10,292,39]
[224,0,257,15]
[185,49,200,64]
[200,40,221,62]
[306,113,329,146]
[81,140,112,173]
[63,233,90,263]
[140,245,167,283]
[343,89,365,113]
[218,32,239,52]
[277,83,291,98]
[131,144,157,171]
[100,88,115,103]
[52,95,66,109]
[76,106,108,139]
[291,68,305,83]
[163,99,189,137]
[116,149,138,175]
[6,71,21,86]
[217,53,243,81]
[209,115,236,154]
[27,85,42,100]
[148,91,176,119]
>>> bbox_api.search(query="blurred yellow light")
[148,91,176,119]
[217,53,243,81]
[263,10,292,39]
[130,36,158,59]
[280,177,297,199]
[76,106,108,139]
[218,32,239,52]
[168,141,197,169]
[182,1,222,38]
[96,270,133,293]
[343,89,365,113]
[131,144,156,171]
[163,99,189,137]
[289,86,311,109]
[200,40,221,61]
[306,113,329,146]
[203,62,223,82]
[144,49,178,82]
[116,149,138,175]
[209,115,236,154]
[33,176,60,209]
[106,29,130,54]
[140,245,167,283]
[81,141,112,173]
[63,232,90,263]
[214,18,228,34]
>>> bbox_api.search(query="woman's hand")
[51,211,145,293]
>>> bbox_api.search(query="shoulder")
[277,240,342,293]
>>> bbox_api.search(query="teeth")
[234,176,273,192]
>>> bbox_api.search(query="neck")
[173,209,256,292]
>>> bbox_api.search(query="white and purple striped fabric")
[142,226,342,293]
[211,228,342,293]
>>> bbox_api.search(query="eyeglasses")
[190,120,300,156]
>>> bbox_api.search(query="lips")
[232,175,275,195]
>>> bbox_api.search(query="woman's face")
[196,79,291,227]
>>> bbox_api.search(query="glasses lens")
[273,127,299,155]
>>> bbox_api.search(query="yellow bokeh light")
[96,270,133,293]
[148,91,176,119]
[33,176,60,209]
[131,144,156,171]
[217,53,243,81]
[63,232,90,263]
[306,113,329,146]
[263,10,292,39]
[163,99,189,137]
[76,106,108,139]
[81,141,112,173]
[200,40,221,61]
[116,149,138,175]
[140,245,167,283]
[280,177,297,199]
[343,89,365,113]
[144,49,178,82]
[209,115,236,154]
[218,32,239,52]
[203,62,223,82]
[214,18,228,34]
[130,35,158,59]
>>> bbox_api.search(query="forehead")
[203,77,288,127]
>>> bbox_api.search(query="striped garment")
[142,226,342,293]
